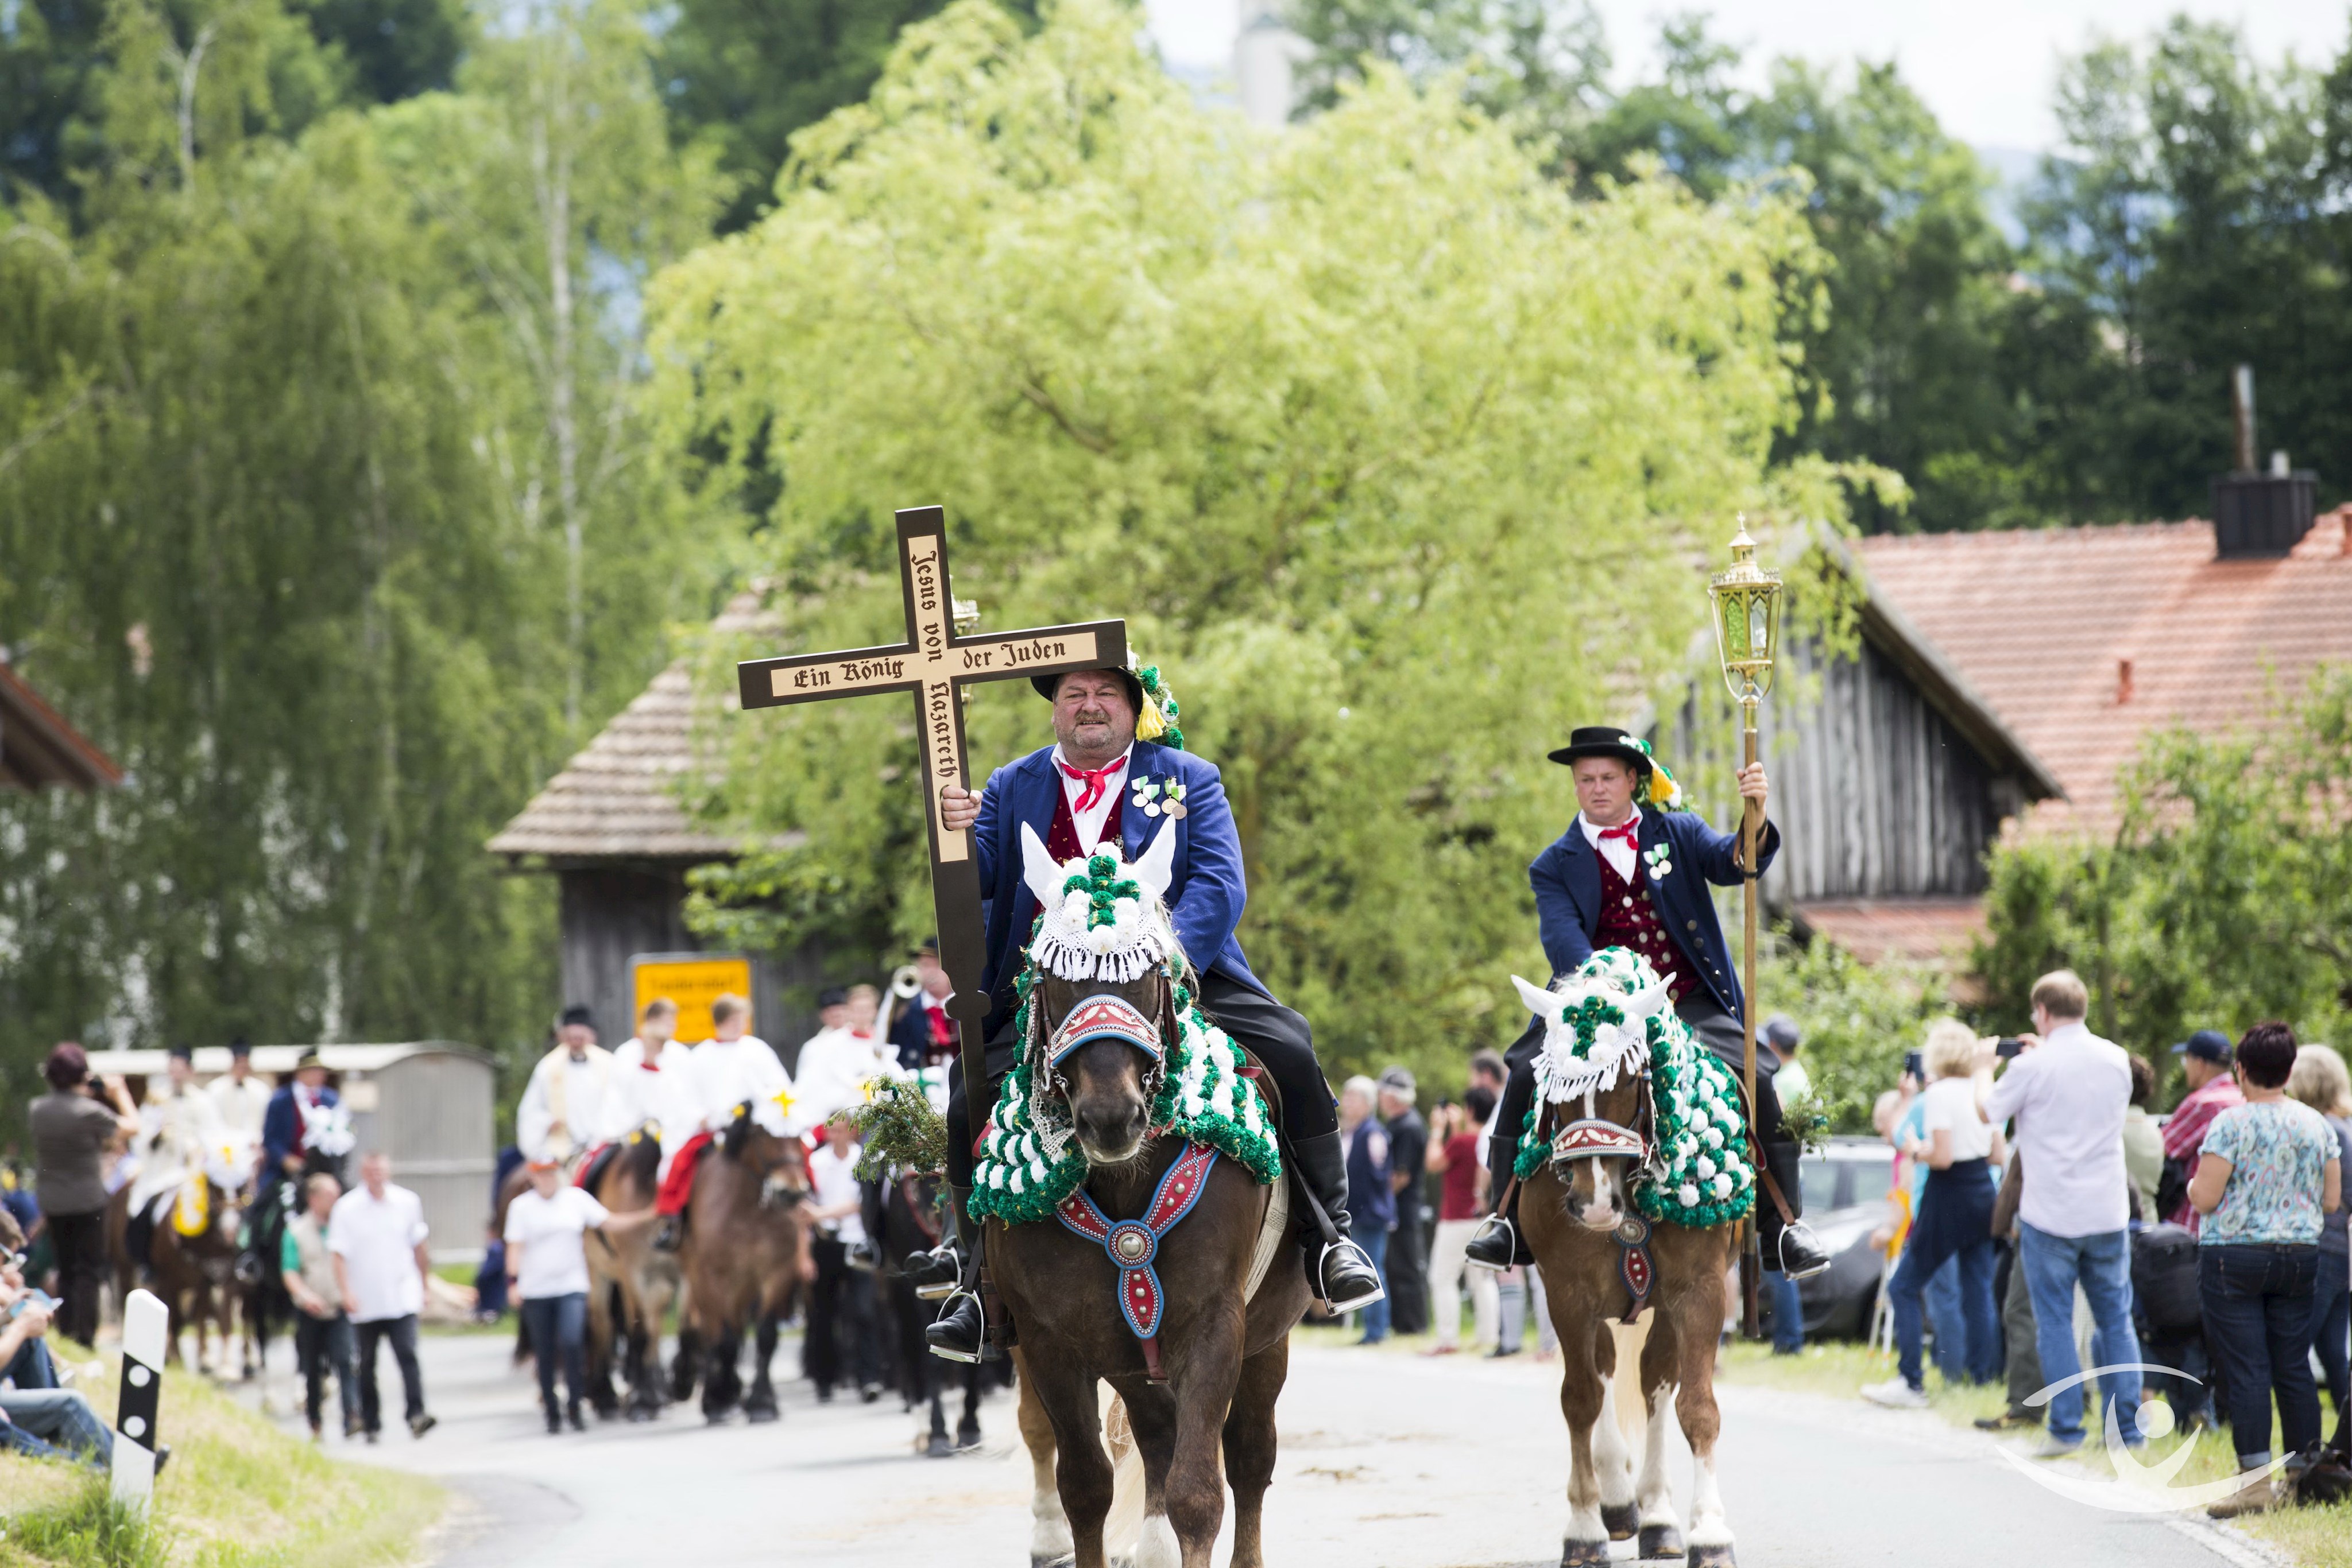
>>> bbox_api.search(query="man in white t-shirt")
[504,1155,656,1431]
[1975,968,2142,1456]
[329,1152,436,1442]
[804,1117,881,1402]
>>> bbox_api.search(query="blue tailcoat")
[260,1082,338,1174]
[1529,807,1781,1020]
[974,741,1263,1033]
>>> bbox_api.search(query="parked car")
[1762,1136,1898,1341]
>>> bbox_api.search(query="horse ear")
[1510,974,1558,1021]
[1131,818,1177,903]
[1020,822,1066,909]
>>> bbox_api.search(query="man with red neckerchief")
[911,660,1382,1361]
[1465,726,1831,1282]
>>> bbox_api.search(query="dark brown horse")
[992,966,1309,1568]
[881,1171,986,1456]
[1512,974,1743,1567]
[108,1178,243,1373]
[677,1102,811,1422]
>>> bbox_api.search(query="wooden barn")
[1663,502,2352,963]
[486,591,829,1067]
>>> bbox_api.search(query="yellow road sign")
[631,953,753,1045]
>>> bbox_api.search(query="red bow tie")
[1058,756,1125,812]
[1598,819,1639,847]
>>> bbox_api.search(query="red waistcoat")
[1593,850,1693,1002]
[1046,776,1127,864]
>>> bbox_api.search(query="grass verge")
[1716,1338,2352,1568]
[0,1341,444,1568]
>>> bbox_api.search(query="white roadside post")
[110,1288,168,1512]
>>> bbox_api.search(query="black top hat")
[228,1036,252,1057]
[167,1041,194,1062]
[559,1004,596,1030]
[911,935,941,959]
[1030,667,1144,708]
[1546,726,1653,771]
[816,986,849,1009]
[2171,1028,2233,1066]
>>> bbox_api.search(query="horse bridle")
[1546,1048,1670,1193]
[1040,971,1179,1106]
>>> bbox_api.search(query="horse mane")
[722,1101,756,1159]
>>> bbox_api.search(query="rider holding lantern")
[1465,726,1830,1281]
[916,658,1384,1361]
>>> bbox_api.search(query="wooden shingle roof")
[0,661,122,791]
[486,591,782,864]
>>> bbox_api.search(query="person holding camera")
[1972,970,2144,1457]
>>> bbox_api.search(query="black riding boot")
[1757,1138,1830,1280]
[901,1192,965,1299]
[1289,1132,1386,1313]
[1465,1183,1530,1271]
[923,1186,991,1363]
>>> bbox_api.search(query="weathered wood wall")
[1665,634,2024,904]
[555,865,821,1069]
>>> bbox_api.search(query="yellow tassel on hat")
[1135,701,1167,742]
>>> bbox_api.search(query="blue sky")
[1144,0,2350,153]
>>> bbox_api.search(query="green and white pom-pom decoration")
[969,824,1281,1226]
[1508,947,1755,1230]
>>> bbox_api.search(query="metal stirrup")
[1319,1237,1386,1314]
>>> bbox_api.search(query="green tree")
[650,0,1862,1084]
[655,0,1032,233]
[1976,668,2352,1089]
[0,0,719,1088]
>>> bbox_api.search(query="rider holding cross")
[914,661,1386,1360]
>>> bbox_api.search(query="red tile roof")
[1854,507,2352,836]
[1794,899,1987,964]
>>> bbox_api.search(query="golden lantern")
[1707,516,1784,1338]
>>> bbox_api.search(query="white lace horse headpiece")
[1019,823,1182,984]
[1509,947,1677,1106]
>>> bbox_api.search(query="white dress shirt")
[1051,742,1134,853]
[205,1072,271,1141]
[807,1141,866,1246]
[694,1034,795,1136]
[1982,1020,2132,1238]
[329,1182,430,1322]
[515,1047,614,1162]
[792,1027,903,1128]
[600,1037,703,1151]
[1578,806,1644,882]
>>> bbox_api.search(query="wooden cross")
[736,506,1125,1124]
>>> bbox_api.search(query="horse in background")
[879,1170,986,1456]
[579,1131,678,1422]
[108,1176,245,1374]
[675,1101,810,1422]
[1507,958,1752,1567]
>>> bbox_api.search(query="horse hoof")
[745,1404,779,1425]
[1639,1524,1686,1559]
[926,1434,956,1459]
[1030,1557,1076,1568]
[1603,1503,1639,1540]
[956,1423,982,1450]
[1687,1545,1735,1568]
[1561,1539,1612,1567]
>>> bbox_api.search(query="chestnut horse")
[1512,971,1745,1567]
[991,964,1308,1568]
[108,1179,243,1372]
[676,1102,811,1422]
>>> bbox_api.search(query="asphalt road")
[242,1329,2281,1568]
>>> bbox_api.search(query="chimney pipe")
[2231,364,2256,473]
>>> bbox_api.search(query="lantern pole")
[1708,518,1781,1340]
